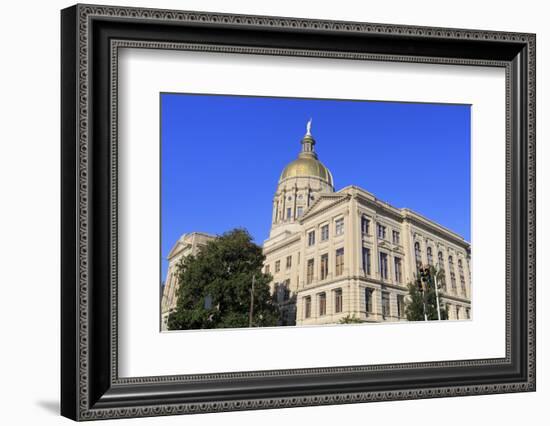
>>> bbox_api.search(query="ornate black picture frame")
[61,4,536,421]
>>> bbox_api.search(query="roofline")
[337,185,469,245]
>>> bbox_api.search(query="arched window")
[427,247,433,266]
[438,251,445,271]
[448,256,456,289]
[458,259,466,293]
[414,242,422,267]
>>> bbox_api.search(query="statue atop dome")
[277,120,334,187]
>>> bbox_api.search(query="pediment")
[301,193,349,220]
[167,240,190,260]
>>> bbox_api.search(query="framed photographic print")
[61,4,536,421]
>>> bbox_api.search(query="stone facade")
[160,232,215,330]
[263,123,471,326]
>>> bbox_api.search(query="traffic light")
[418,266,431,292]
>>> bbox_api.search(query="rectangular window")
[308,230,315,246]
[306,259,314,284]
[334,289,343,313]
[265,264,270,275]
[321,224,329,241]
[392,230,400,244]
[275,260,280,273]
[365,288,374,313]
[362,247,371,275]
[283,279,290,301]
[382,291,390,318]
[394,257,402,283]
[320,253,329,280]
[335,218,344,236]
[361,216,370,235]
[275,282,285,304]
[379,252,388,280]
[297,206,304,217]
[286,207,292,219]
[397,295,405,317]
[450,271,457,289]
[286,255,292,269]
[304,296,311,319]
[335,248,344,276]
[465,307,470,319]
[456,305,461,320]
[427,248,434,266]
[319,293,326,316]
[377,223,386,239]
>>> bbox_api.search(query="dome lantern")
[279,119,334,189]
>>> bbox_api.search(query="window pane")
[335,248,344,276]
[306,259,314,284]
[321,224,329,241]
[394,257,402,283]
[362,247,371,275]
[365,288,373,313]
[382,292,390,318]
[320,254,328,280]
[308,230,315,246]
[379,252,388,280]
[304,297,311,318]
[335,218,344,235]
[335,289,343,313]
[319,293,326,316]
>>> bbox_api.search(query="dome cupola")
[269,120,335,237]
[279,119,334,189]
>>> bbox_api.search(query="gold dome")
[280,155,333,186]
[279,120,334,187]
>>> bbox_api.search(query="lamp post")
[419,266,429,322]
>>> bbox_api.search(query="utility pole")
[422,292,428,322]
[248,275,255,327]
[419,266,428,321]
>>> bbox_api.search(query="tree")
[405,265,448,321]
[338,314,363,324]
[167,228,279,330]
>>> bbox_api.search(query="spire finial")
[306,118,312,136]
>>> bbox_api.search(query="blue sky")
[161,93,471,283]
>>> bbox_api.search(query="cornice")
[263,233,302,255]
[300,194,351,222]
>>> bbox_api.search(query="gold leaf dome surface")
[280,155,333,187]
[279,120,334,188]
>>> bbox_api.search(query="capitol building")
[161,121,471,329]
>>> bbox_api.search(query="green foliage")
[167,228,279,330]
[405,266,448,321]
[338,314,363,324]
